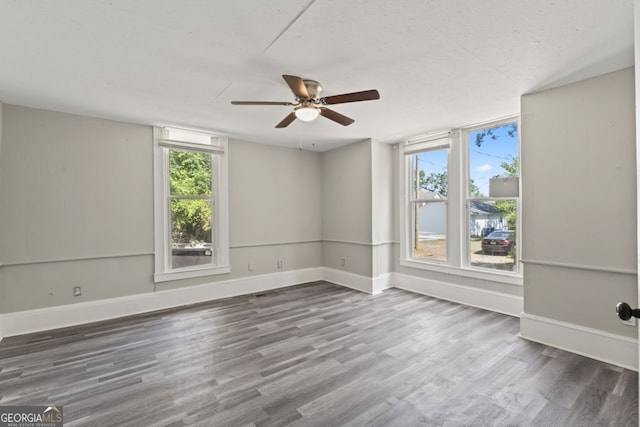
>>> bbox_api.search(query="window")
[153,127,229,282]
[400,117,521,283]
[400,134,452,265]
[466,121,519,273]
[409,145,449,263]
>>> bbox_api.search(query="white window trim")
[462,116,522,277]
[399,118,523,286]
[400,133,453,266]
[399,258,523,285]
[153,127,229,283]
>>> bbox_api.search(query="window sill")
[399,258,523,286]
[154,265,230,283]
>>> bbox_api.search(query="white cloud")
[477,164,492,172]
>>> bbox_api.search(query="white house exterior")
[417,191,446,238]
[417,192,506,239]
[469,201,505,237]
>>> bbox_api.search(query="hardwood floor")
[0,281,637,426]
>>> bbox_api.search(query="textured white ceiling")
[0,0,634,151]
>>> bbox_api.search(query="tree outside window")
[169,149,214,268]
[468,122,519,272]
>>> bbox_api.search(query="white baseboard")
[322,268,394,295]
[391,272,523,317]
[5,269,629,373]
[0,267,323,339]
[520,313,638,371]
[0,268,522,340]
[18,264,628,380]
[372,273,393,294]
[322,268,375,294]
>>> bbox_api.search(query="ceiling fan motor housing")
[303,79,322,100]
[231,74,380,127]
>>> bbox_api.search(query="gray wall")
[521,67,637,337]
[0,105,154,264]
[1,66,635,347]
[321,139,373,277]
[320,139,395,281]
[223,139,322,288]
[321,139,372,244]
[0,105,323,311]
[0,105,155,311]
[228,140,321,246]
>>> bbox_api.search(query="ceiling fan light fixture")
[231,74,379,128]
[294,105,320,122]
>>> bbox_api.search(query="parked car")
[481,231,515,254]
[480,227,495,237]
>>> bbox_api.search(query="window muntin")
[400,118,521,283]
[154,127,229,282]
[466,121,519,273]
[408,145,449,263]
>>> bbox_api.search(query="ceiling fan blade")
[282,75,310,99]
[275,112,297,128]
[321,89,380,105]
[319,108,355,126]
[231,101,293,106]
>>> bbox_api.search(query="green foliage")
[419,169,447,196]
[169,150,213,245]
[494,153,518,259]
[494,199,517,260]
[494,154,518,232]
[497,155,518,178]
[469,179,482,197]
[170,150,212,196]
[474,123,518,147]
[495,200,516,231]
[418,169,481,197]
[468,122,520,260]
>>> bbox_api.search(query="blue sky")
[414,122,518,197]
[416,148,448,175]
[468,123,518,196]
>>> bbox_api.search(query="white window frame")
[399,118,522,286]
[401,134,451,265]
[153,127,229,283]
[462,117,521,276]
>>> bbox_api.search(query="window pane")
[410,148,448,263]
[469,200,517,272]
[411,149,448,199]
[169,149,212,196]
[171,199,213,269]
[468,123,518,197]
[413,201,447,262]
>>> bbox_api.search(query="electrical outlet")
[73,286,82,297]
[340,258,346,267]
[277,260,283,269]
[248,264,254,271]
[622,317,636,326]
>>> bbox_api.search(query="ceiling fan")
[231,74,380,128]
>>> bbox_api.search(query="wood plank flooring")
[0,281,637,426]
